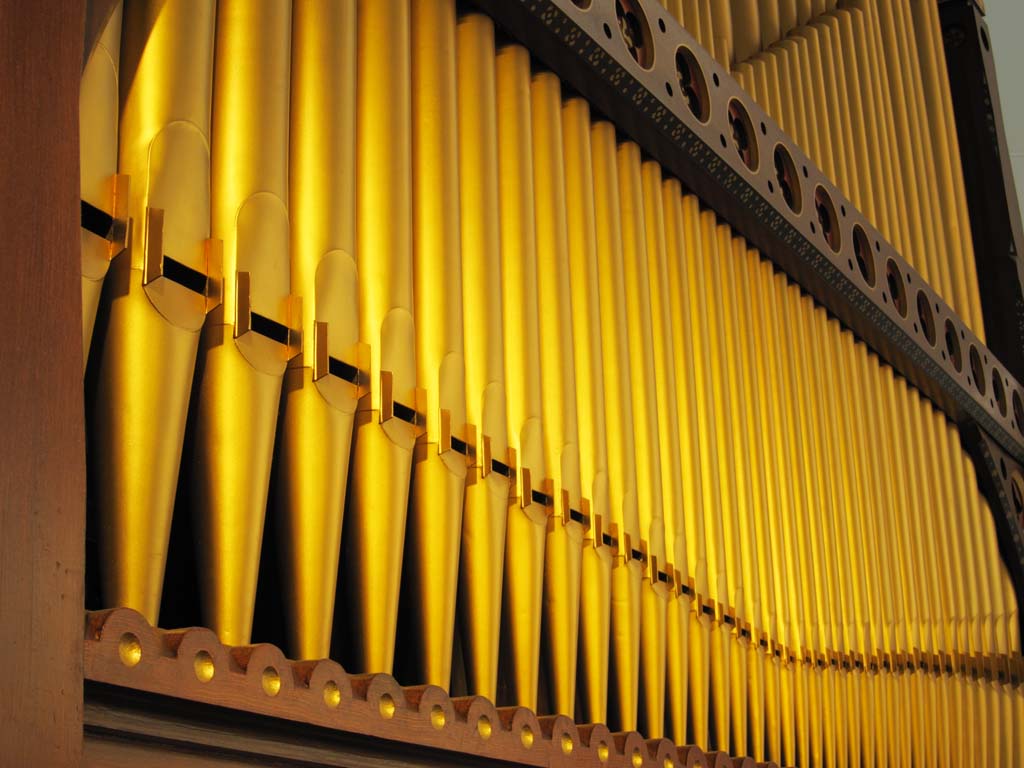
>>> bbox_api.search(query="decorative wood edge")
[84,608,784,768]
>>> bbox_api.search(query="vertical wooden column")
[0,1,86,765]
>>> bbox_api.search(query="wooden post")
[0,2,86,765]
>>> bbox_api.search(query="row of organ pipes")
[80,1,1022,766]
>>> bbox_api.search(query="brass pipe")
[590,119,643,734]
[617,142,668,739]
[399,0,468,688]
[337,0,418,673]
[191,0,295,646]
[454,12,511,703]
[530,71,584,717]
[80,1,122,367]
[562,96,613,726]
[275,0,359,661]
[496,42,547,710]
[662,183,707,745]
[92,0,216,624]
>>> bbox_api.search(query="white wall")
[984,0,1024,221]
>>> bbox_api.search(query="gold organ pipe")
[530,71,585,717]
[80,2,122,366]
[662,183,706,746]
[192,0,294,646]
[81,3,1024,762]
[911,0,984,337]
[763,269,802,768]
[338,0,418,673]
[720,231,756,758]
[454,12,510,703]
[562,96,613,726]
[710,0,733,65]
[691,208,733,752]
[679,0,699,39]
[400,0,468,688]
[733,244,774,763]
[496,42,547,710]
[678,195,719,751]
[640,160,686,741]
[590,120,643,733]
[748,255,789,766]
[276,0,359,661]
[93,0,216,624]
[617,142,668,739]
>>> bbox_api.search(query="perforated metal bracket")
[939,0,1024,383]
[463,0,1024,461]
[962,422,1024,642]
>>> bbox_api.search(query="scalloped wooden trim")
[84,609,784,768]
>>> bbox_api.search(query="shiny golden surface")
[189,0,292,646]
[80,2,122,366]
[83,3,1023,765]
[90,0,216,625]
[274,0,359,661]
[339,0,418,675]
[496,42,547,711]
[399,0,467,688]
[455,12,510,704]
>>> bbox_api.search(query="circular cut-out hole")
[379,693,396,719]
[658,17,666,33]
[430,704,446,730]
[993,369,1007,416]
[665,81,673,97]
[720,134,727,148]
[616,0,654,68]
[886,259,907,317]
[1011,472,1024,515]
[1013,390,1024,432]
[118,632,142,668]
[853,225,875,286]
[774,144,802,214]
[728,98,758,171]
[477,715,492,740]
[676,46,710,122]
[945,319,962,372]
[603,22,612,38]
[521,725,534,748]
[814,186,840,252]
[194,650,215,683]
[916,291,936,346]
[262,666,281,697]
[561,733,574,755]
[571,0,592,7]
[597,742,610,763]
[323,680,341,708]
[713,71,720,87]
[632,748,644,768]
[760,121,767,135]
[970,345,986,396]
